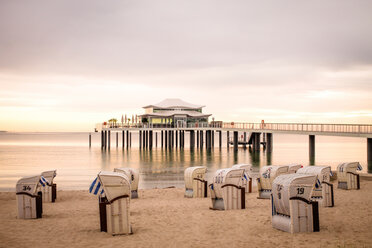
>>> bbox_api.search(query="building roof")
[140,110,211,118]
[143,98,205,109]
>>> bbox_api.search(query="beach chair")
[231,164,253,193]
[287,164,302,174]
[114,168,139,198]
[184,166,208,198]
[16,175,45,219]
[257,165,289,199]
[297,166,334,207]
[271,174,320,233]
[209,168,245,210]
[90,171,132,235]
[337,162,362,190]
[41,170,57,203]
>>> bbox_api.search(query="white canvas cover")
[232,164,252,193]
[16,175,42,196]
[184,166,207,189]
[41,170,57,202]
[16,175,43,219]
[287,164,302,174]
[259,165,289,190]
[41,170,57,184]
[297,166,333,207]
[184,166,207,198]
[272,174,316,216]
[98,171,131,202]
[337,162,360,190]
[212,168,244,199]
[114,168,139,191]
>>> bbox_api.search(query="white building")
[140,99,211,127]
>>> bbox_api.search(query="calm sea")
[0,131,368,191]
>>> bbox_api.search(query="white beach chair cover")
[184,166,207,190]
[113,168,139,191]
[98,171,131,202]
[259,165,289,190]
[272,174,316,216]
[212,168,245,199]
[16,175,43,196]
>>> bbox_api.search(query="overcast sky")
[0,0,371,131]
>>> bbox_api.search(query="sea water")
[0,132,367,191]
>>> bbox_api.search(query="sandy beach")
[1,181,372,248]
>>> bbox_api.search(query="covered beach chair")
[209,168,245,210]
[271,174,319,233]
[337,162,362,190]
[297,166,334,207]
[114,168,139,198]
[90,171,132,235]
[16,175,45,219]
[41,170,57,203]
[257,165,289,199]
[231,164,253,193]
[184,166,208,198]
[288,164,302,174]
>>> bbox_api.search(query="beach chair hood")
[98,171,131,202]
[184,166,207,190]
[41,170,57,184]
[272,174,316,217]
[16,175,42,196]
[113,167,139,191]
[212,168,244,199]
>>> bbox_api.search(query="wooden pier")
[97,122,372,171]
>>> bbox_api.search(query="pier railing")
[221,122,372,134]
[100,122,372,134]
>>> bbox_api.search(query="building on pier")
[140,98,211,128]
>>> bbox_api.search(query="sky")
[0,0,371,132]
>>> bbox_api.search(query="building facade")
[140,99,211,127]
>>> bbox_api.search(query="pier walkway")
[96,122,372,171]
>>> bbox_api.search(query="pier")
[97,122,372,171]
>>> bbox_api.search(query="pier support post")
[122,131,125,148]
[104,130,107,150]
[169,131,171,149]
[190,130,195,149]
[172,131,174,148]
[139,131,142,148]
[367,138,372,173]
[89,133,91,148]
[253,133,261,151]
[233,131,238,151]
[165,130,168,148]
[243,132,247,149]
[182,131,185,148]
[200,131,204,149]
[126,131,129,148]
[116,132,118,147]
[176,131,178,148]
[218,131,222,148]
[149,131,153,150]
[266,133,273,153]
[156,132,158,147]
[101,131,104,149]
[212,131,214,148]
[206,130,211,150]
[196,131,199,148]
[309,135,315,165]
[161,130,164,148]
[129,132,131,147]
[108,131,111,150]
[227,131,230,148]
